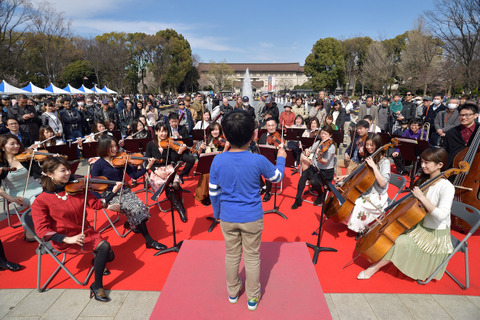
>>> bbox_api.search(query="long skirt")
[346,192,388,232]
[104,188,150,229]
[383,221,453,281]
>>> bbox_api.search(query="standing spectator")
[400,91,417,122]
[291,97,308,120]
[279,104,295,127]
[5,118,34,147]
[8,94,40,141]
[318,90,331,115]
[358,95,379,124]
[175,100,194,133]
[191,93,204,122]
[258,97,279,123]
[309,100,327,125]
[377,98,393,133]
[419,97,432,121]
[59,98,82,140]
[94,99,119,128]
[41,100,63,140]
[239,96,256,119]
[1,94,11,125]
[433,97,460,146]
[119,100,138,136]
[423,93,446,129]
[329,100,346,133]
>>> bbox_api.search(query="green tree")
[60,60,95,88]
[304,37,345,92]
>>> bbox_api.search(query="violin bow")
[36,135,55,149]
[117,153,129,209]
[80,164,91,251]
[22,150,36,199]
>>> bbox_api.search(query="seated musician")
[125,118,151,139]
[335,134,390,234]
[291,125,336,209]
[34,125,64,149]
[302,117,320,138]
[336,120,370,176]
[363,115,381,133]
[167,112,195,183]
[0,134,43,211]
[441,103,479,168]
[287,115,306,129]
[357,147,455,281]
[32,157,122,302]
[193,110,212,130]
[145,123,187,222]
[322,115,338,131]
[195,122,230,206]
[391,118,426,176]
[0,239,21,271]
[91,136,167,251]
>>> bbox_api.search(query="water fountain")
[242,68,254,105]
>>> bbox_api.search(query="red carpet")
[150,240,331,319]
[0,165,479,295]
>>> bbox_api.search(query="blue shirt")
[209,151,285,223]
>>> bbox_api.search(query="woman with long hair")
[357,147,455,281]
[32,157,121,302]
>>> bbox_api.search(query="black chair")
[417,201,480,289]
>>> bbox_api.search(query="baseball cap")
[1,94,9,100]
[242,96,249,102]
[265,97,273,104]
[101,99,109,104]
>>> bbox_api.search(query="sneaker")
[228,279,242,304]
[247,293,261,311]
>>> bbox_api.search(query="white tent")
[0,80,28,94]
[63,84,84,94]
[22,82,52,95]
[91,85,108,94]
[44,83,70,95]
[102,86,118,94]
[78,85,94,94]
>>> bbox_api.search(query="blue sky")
[49,0,436,64]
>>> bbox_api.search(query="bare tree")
[207,61,234,92]
[0,0,33,80]
[360,41,395,95]
[397,19,443,95]
[424,0,480,91]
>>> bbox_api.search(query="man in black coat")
[8,95,40,141]
[423,94,446,144]
[167,112,194,182]
[441,103,479,168]
[6,118,34,147]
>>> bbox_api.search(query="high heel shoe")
[174,202,187,223]
[357,270,372,280]
[146,240,167,251]
[0,261,22,272]
[89,284,111,302]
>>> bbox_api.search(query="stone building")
[197,62,308,93]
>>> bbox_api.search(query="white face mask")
[86,103,93,107]
[243,102,248,106]
[447,103,457,110]
[78,102,84,107]
[433,99,441,105]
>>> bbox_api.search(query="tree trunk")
[423,83,427,96]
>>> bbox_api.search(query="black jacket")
[8,104,41,141]
[329,107,346,132]
[441,123,479,168]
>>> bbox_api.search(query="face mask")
[433,99,441,105]
[86,103,93,107]
[243,102,248,106]
[78,102,84,107]
[447,103,457,110]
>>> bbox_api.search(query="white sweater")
[422,179,455,230]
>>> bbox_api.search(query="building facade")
[198,62,308,93]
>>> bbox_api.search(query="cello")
[355,161,469,263]
[323,139,398,223]
[451,124,480,232]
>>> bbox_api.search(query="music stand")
[81,141,98,158]
[285,128,304,141]
[191,129,206,141]
[176,137,193,147]
[299,137,315,149]
[258,145,287,219]
[47,144,78,161]
[195,152,221,232]
[154,164,183,256]
[395,138,430,188]
[332,130,344,145]
[306,169,345,264]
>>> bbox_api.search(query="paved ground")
[1,289,479,319]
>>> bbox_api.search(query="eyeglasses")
[459,113,475,118]
[406,94,412,96]
[178,103,185,105]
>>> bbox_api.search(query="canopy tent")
[63,84,84,94]
[22,82,51,95]
[102,86,118,95]
[91,85,107,94]
[78,85,94,94]
[44,83,70,95]
[0,80,28,94]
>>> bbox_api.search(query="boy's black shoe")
[291,198,302,209]
[313,197,323,206]
[262,192,271,202]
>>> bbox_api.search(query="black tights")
[92,241,115,289]
[137,220,154,244]
[0,239,8,268]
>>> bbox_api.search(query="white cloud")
[44,0,132,17]
[186,35,243,52]
[259,42,273,48]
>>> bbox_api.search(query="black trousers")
[295,166,334,200]
[171,151,195,177]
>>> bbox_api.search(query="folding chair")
[94,207,132,238]
[2,198,22,229]
[20,210,94,292]
[386,173,406,205]
[417,201,480,289]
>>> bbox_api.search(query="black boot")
[291,198,303,209]
[174,189,187,223]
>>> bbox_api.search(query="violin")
[0,167,17,172]
[357,135,367,157]
[355,161,469,263]
[316,139,333,161]
[323,139,399,223]
[160,138,197,154]
[64,176,130,195]
[212,135,227,148]
[309,128,320,139]
[266,131,285,148]
[14,149,68,162]
[111,152,163,167]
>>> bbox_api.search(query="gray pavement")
[1,289,480,319]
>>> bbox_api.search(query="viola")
[316,139,333,161]
[266,131,285,148]
[14,149,68,162]
[111,152,163,167]
[323,139,398,223]
[355,161,469,263]
[64,176,130,195]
